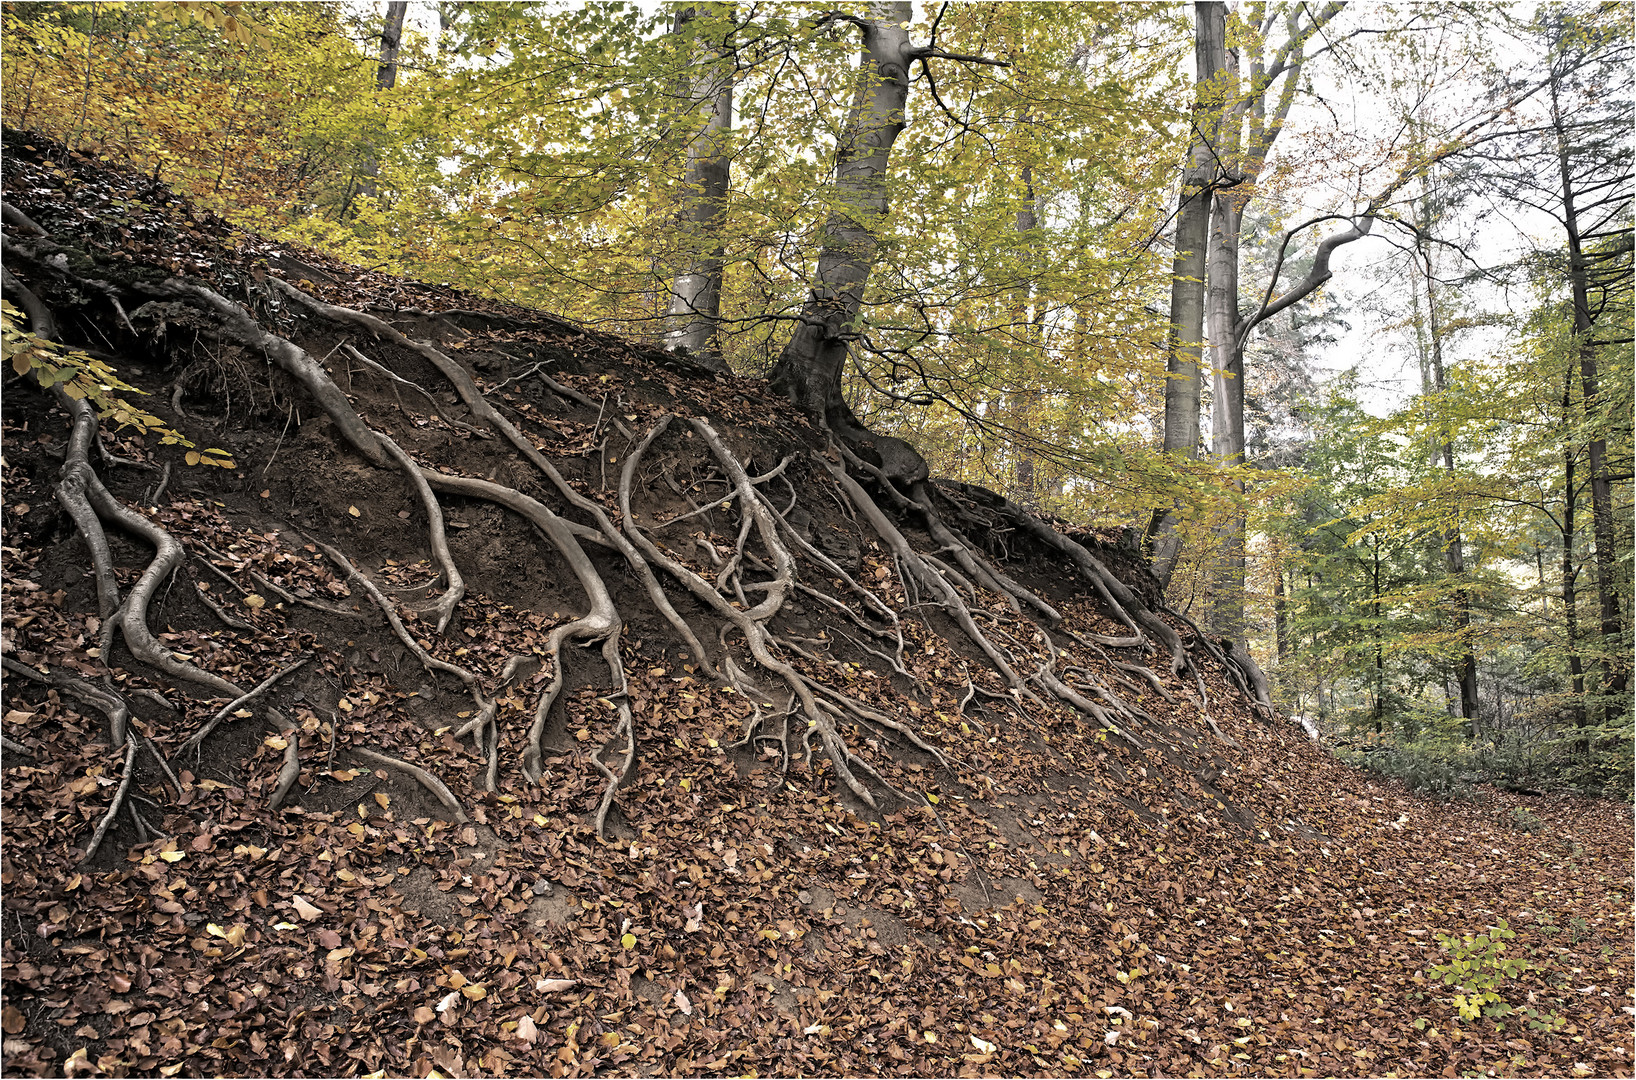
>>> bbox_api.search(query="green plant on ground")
[1428,920,1531,1021]
[2,299,234,467]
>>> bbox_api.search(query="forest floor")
[1,132,1632,1079]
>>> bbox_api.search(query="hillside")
[1,132,1631,1079]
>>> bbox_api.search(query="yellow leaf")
[264,736,288,751]
[233,708,253,718]
[375,792,391,810]
[328,947,354,962]
[348,506,361,517]
[243,594,265,609]
[621,933,637,949]
[331,769,357,781]
[338,699,353,712]
[460,984,486,1000]
[186,451,201,466]
[159,850,185,863]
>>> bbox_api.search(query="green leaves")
[3,300,178,439]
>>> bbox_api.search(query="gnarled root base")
[25,264,1275,847]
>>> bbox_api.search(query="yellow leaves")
[185,448,235,469]
[205,923,246,947]
[375,792,391,811]
[242,593,265,609]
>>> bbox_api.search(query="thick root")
[354,747,469,823]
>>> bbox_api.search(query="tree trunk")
[1010,162,1044,499]
[354,1,408,208]
[1550,66,1629,714]
[1207,174,1245,642]
[1147,1,1226,588]
[1562,389,1587,733]
[766,2,922,481]
[1416,188,1479,731]
[662,6,734,367]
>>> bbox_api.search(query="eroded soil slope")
[2,132,1632,1079]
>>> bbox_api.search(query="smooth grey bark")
[1195,3,1345,641]
[355,1,408,207]
[1010,161,1046,498]
[1147,1,1227,589]
[662,6,734,366]
[766,2,923,479]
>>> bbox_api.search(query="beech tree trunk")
[354,1,408,207]
[663,6,734,366]
[1147,1,1225,588]
[766,1,926,481]
[1207,172,1245,642]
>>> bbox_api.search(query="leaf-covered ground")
[1,133,1632,1079]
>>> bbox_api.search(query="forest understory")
[1,133,1631,1079]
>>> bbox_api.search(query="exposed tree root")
[267,726,302,811]
[178,656,311,759]
[418,472,626,786]
[144,280,386,466]
[80,736,138,865]
[13,251,1284,846]
[2,656,131,745]
[353,747,468,823]
[308,539,500,776]
[818,453,1024,689]
[272,277,710,673]
[194,580,255,631]
[373,428,464,634]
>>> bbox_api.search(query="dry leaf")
[535,978,577,993]
[516,1015,539,1044]
[291,896,323,921]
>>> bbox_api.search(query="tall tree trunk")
[1272,556,1288,664]
[1147,1,1226,588]
[1550,67,1629,715]
[663,6,734,367]
[1207,170,1245,642]
[355,1,408,208]
[1416,187,1479,731]
[767,3,916,466]
[1010,162,1044,499]
[1562,369,1588,734]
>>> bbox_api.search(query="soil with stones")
[2,131,1631,1079]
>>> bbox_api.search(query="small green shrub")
[1428,920,1530,1021]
